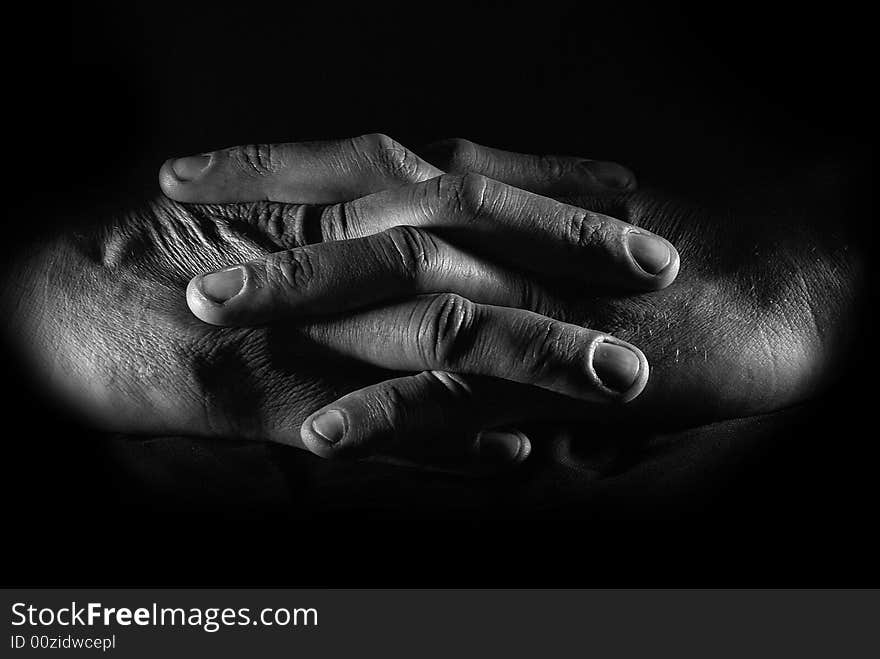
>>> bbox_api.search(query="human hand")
[172,137,861,462]
[4,135,672,469]
[420,140,862,422]
[161,136,684,462]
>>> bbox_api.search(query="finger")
[304,294,650,404]
[186,226,568,325]
[361,429,531,476]
[419,138,636,195]
[159,133,442,205]
[320,173,679,289]
[299,369,536,463]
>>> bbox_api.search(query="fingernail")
[311,410,346,445]
[477,430,530,464]
[200,267,244,303]
[627,232,671,275]
[593,343,641,392]
[581,160,636,190]
[171,154,211,181]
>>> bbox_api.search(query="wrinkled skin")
[9,196,376,443]
[3,157,861,454]
[563,185,855,421]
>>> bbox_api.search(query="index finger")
[159,133,442,205]
[321,173,679,290]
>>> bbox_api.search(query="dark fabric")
[93,402,840,520]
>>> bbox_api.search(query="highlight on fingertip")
[299,408,349,459]
[475,429,531,465]
[158,153,214,198]
[588,337,650,403]
[185,268,248,327]
[624,230,681,289]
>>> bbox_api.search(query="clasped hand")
[161,134,678,464]
[9,133,845,472]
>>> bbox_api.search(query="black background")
[3,2,876,585]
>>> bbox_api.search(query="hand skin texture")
[1,135,862,471]
[3,134,673,469]
[163,137,684,462]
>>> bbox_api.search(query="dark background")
[3,2,876,585]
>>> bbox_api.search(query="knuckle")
[365,381,410,434]
[357,132,396,151]
[231,143,283,176]
[265,249,315,292]
[318,202,355,242]
[354,132,423,182]
[414,293,477,367]
[565,209,612,250]
[442,138,479,172]
[237,201,311,249]
[517,319,579,381]
[382,226,437,281]
[435,172,492,221]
